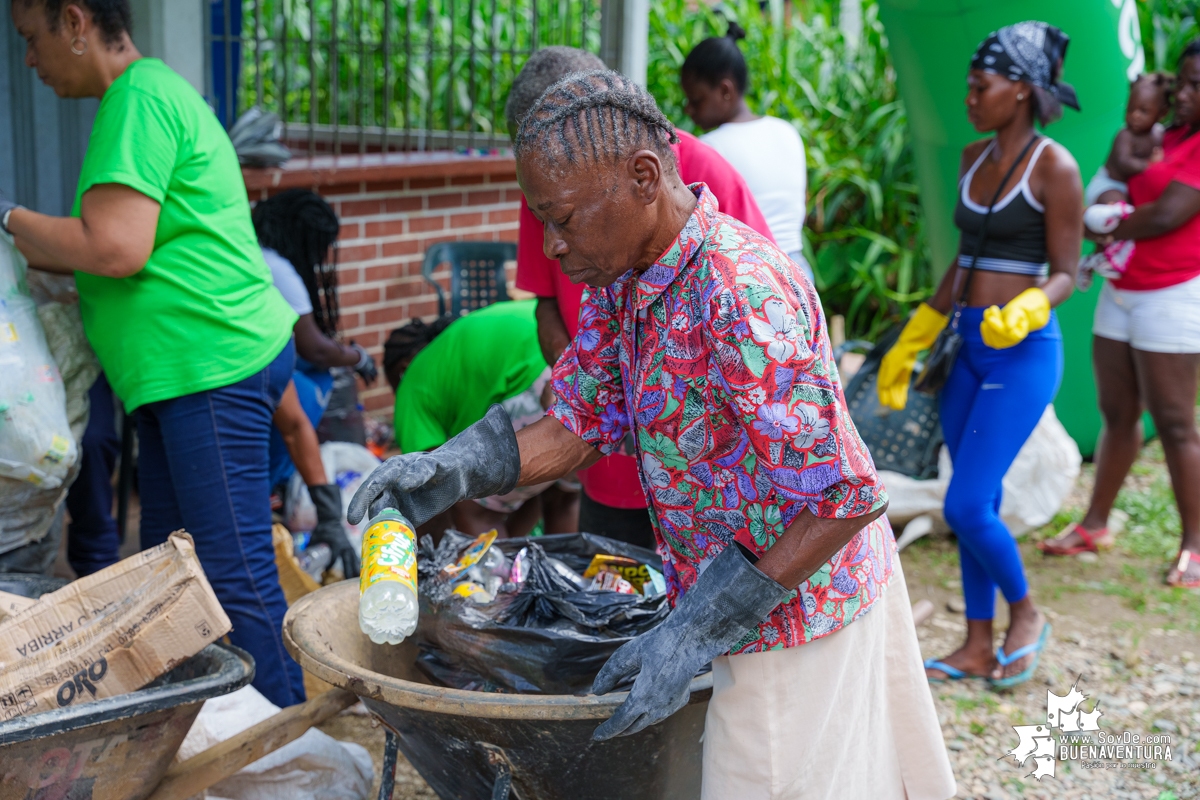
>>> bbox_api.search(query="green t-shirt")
[394,300,547,452]
[72,59,296,412]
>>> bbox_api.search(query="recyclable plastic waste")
[414,532,669,695]
[176,684,373,800]
[284,440,381,554]
[228,106,291,168]
[358,508,420,645]
[0,237,77,488]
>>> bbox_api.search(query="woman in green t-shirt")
[5,0,305,707]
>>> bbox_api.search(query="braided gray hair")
[513,70,680,172]
[504,46,606,134]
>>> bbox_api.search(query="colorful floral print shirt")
[549,185,895,652]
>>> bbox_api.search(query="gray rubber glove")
[308,483,360,578]
[347,404,521,526]
[350,342,378,386]
[591,543,791,740]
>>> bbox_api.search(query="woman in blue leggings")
[877,22,1083,686]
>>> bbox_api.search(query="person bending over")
[508,45,774,549]
[382,300,578,538]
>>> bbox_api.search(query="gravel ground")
[320,437,1200,800]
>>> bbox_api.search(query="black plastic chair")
[421,241,517,317]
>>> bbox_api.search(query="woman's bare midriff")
[948,266,1047,308]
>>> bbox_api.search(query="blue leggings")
[939,307,1063,621]
[136,340,306,707]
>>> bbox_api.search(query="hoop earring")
[70,36,87,56]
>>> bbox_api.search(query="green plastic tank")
[877,0,1147,456]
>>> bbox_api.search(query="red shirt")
[516,130,774,509]
[1116,126,1200,291]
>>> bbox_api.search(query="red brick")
[429,193,464,210]
[340,287,381,307]
[449,212,484,228]
[407,300,440,319]
[450,174,486,186]
[340,311,363,329]
[365,305,409,326]
[497,228,519,243]
[488,172,518,184]
[336,266,363,285]
[321,182,366,196]
[409,216,445,233]
[466,190,501,206]
[336,243,379,262]
[338,199,383,218]
[504,189,527,203]
[382,239,420,258]
[339,222,362,240]
[365,219,407,237]
[364,263,406,282]
[384,196,423,213]
[409,177,448,190]
[487,208,520,225]
[365,180,408,193]
[419,234,459,253]
[354,330,382,348]
[385,279,431,301]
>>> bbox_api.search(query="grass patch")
[1114,474,1181,560]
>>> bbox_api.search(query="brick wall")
[245,152,524,417]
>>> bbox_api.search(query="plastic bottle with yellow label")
[358,508,419,645]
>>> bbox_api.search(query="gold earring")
[70,36,87,56]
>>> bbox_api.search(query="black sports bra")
[953,138,1052,277]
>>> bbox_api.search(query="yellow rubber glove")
[877,303,948,411]
[980,288,1051,349]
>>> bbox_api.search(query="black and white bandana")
[971,20,1081,111]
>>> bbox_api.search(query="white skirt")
[701,555,956,800]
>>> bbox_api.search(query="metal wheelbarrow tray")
[284,580,711,800]
[0,642,253,800]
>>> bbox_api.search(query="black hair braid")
[513,70,679,170]
[382,316,455,391]
[252,189,342,338]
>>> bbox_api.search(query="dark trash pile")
[414,532,669,695]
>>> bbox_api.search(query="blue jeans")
[66,372,122,577]
[135,340,305,707]
[268,359,334,489]
[939,308,1063,621]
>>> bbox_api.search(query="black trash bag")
[414,532,669,695]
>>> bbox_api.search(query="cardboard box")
[0,590,36,622]
[0,531,231,720]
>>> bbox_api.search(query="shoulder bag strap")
[953,133,1042,314]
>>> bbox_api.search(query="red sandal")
[1037,523,1114,556]
[1167,550,1200,589]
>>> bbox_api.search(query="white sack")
[881,405,1082,543]
[284,441,381,552]
[0,237,77,488]
[178,684,374,800]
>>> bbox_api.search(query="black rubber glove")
[347,404,521,526]
[350,342,378,385]
[591,543,791,740]
[307,483,360,578]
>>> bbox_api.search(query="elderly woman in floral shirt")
[350,72,954,800]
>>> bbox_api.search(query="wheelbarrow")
[283,581,712,800]
[0,574,358,800]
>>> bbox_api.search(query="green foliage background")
[241,0,1198,337]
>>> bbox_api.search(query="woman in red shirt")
[1042,42,1200,588]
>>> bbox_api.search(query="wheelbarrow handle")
[146,688,357,800]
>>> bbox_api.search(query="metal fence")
[208,0,603,155]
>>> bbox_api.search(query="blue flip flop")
[923,658,985,684]
[990,622,1052,689]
